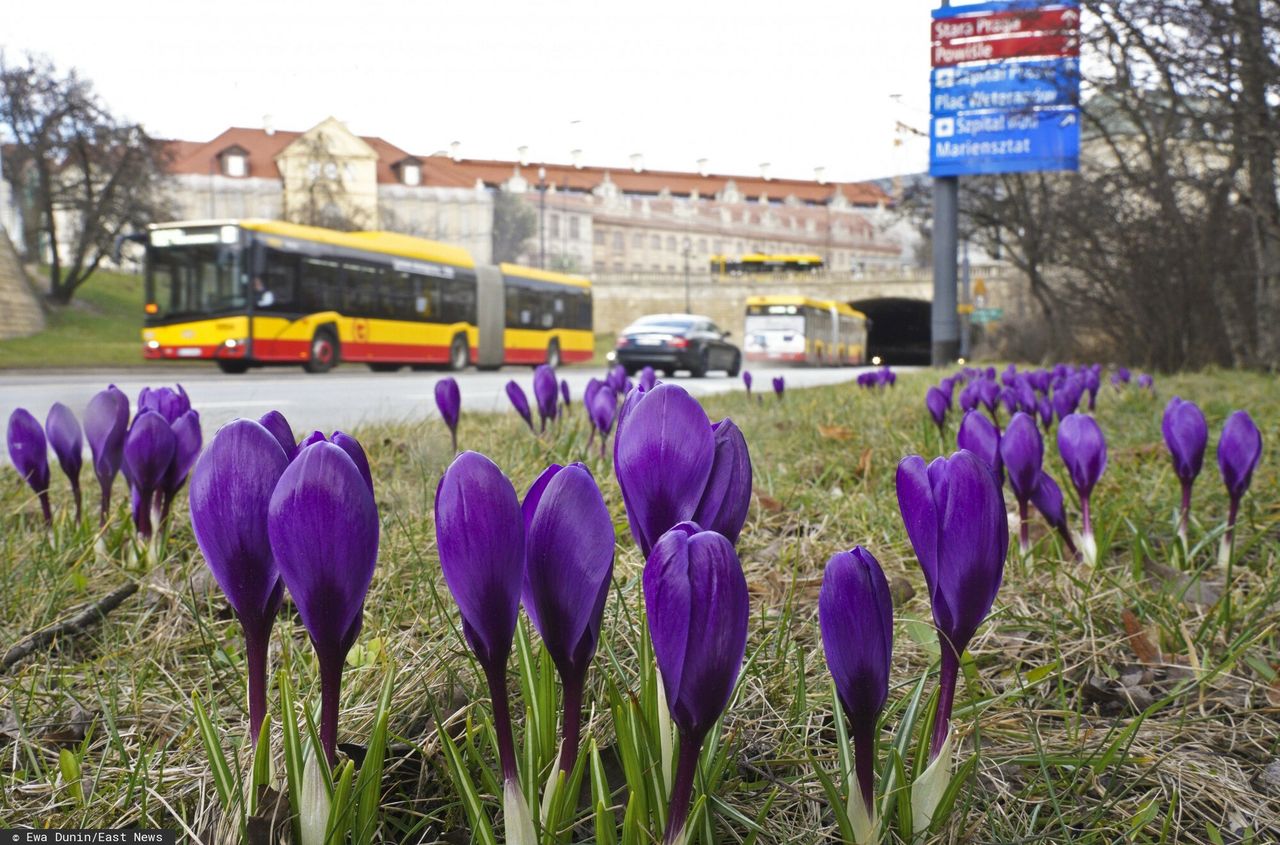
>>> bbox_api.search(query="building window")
[224,154,246,178]
[569,217,580,239]
[594,230,606,245]
[612,232,624,250]
[667,264,676,273]
[698,238,707,253]
[650,234,660,249]
[402,163,420,186]
[713,240,723,254]
[594,261,605,273]
[651,264,660,272]
[549,214,561,238]
[613,262,625,273]
[666,236,676,251]
[633,233,644,248]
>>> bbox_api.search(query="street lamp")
[538,166,547,270]
[682,237,692,314]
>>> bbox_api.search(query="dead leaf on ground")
[754,494,784,514]
[1267,676,1280,709]
[817,424,853,441]
[247,785,290,845]
[1121,609,1163,665]
[856,447,873,478]
[1142,560,1222,608]
[889,575,916,606]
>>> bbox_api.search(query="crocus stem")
[1081,494,1092,541]
[135,491,153,540]
[99,485,111,527]
[1220,497,1240,568]
[851,718,876,815]
[1178,480,1192,548]
[72,483,82,524]
[1057,523,1080,558]
[319,653,344,765]
[929,645,960,762]
[244,623,270,747]
[549,674,582,777]
[1018,499,1030,555]
[38,491,52,527]
[450,429,458,454]
[664,731,704,845]
[483,660,520,783]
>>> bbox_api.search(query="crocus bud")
[957,410,1002,486]
[607,364,628,393]
[259,410,297,459]
[639,366,657,392]
[1030,472,1079,558]
[1057,413,1107,565]
[614,384,716,557]
[1162,397,1207,546]
[999,412,1043,553]
[435,377,462,452]
[645,524,749,845]
[742,371,753,395]
[46,403,84,522]
[1217,411,1262,565]
[522,463,615,774]
[189,419,289,744]
[772,376,785,399]
[897,450,1006,830]
[691,419,753,545]
[138,384,191,423]
[1036,397,1053,432]
[533,364,559,432]
[435,451,533,844]
[269,440,380,763]
[84,385,130,525]
[560,378,571,408]
[820,547,892,840]
[123,410,176,540]
[159,409,202,524]
[7,408,52,525]
[925,387,948,435]
[506,380,535,432]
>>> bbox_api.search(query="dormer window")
[219,145,249,177]
[402,163,420,186]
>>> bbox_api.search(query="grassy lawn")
[1,371,1277,841]
[0,268,146,369]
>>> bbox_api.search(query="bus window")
[299,258,343,312]
[257,250,298,311]
[440,274,476,324]
[343,262,381,317]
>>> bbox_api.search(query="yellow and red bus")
[743,295,866,365]
[141,219,593,373]
[710,253,825,276]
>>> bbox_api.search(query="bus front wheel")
[545,340,562,369]
[217,360,249,375]
[304,329,339,374]
[447,334,469,371]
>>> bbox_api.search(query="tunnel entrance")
[851,298,932,365]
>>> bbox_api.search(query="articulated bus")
[141,219,593,373]
[743,295,866,366]
[710,253,825,276]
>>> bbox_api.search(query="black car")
[614,314,741,378]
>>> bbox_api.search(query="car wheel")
[726,352,741,378]
[545,340,562,369]
[369,363,402,373]
[690,349,709,378]
[217,360,249,375]
[447,334,469,371]
[303,328,338,374]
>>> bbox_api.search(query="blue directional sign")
[931,58,1078,115]
[930,106,1079,177]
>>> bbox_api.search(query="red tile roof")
[161,127,414,184]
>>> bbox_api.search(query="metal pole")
[960,236,971,359]
[931,0,960,367]
[538,166,547,270]
[683,239,691,313]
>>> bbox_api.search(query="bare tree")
[283,132,369,232]
[0,52,172,304]
[491,189,536,263]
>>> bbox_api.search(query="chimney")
[263,114,275,136]
[696,157,709,177]
[814,166,826,185]
[449,141,461,162]
[571,148,583,169]
[630,153,644,173]
[759,162,771,181]
[517,145,529,166]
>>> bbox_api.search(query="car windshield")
[626,316,695,333]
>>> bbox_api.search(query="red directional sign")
[932,7,1080,44]
[931,32,1079,67]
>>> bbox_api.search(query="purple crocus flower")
[742,370,753,396]
[1036,397,1054,432]
[560,379,571,409]
[583,377,604,413]
[435,451,533,840]
[533,364,559,432]
[189,419,289,745]
[1112,367,1131,388]
[290,430,372,493]
[925,386,949,438]
[639,366,657,393]
[435,377,462,452]
[645,523,749,845]
[958,380,980,413]
[1137,373,1154,392]
[1217,411,1263,564]
[123,410,176,541]
[772,376,785,399]
[138,384,191,423]
[7,409,52,525]
[1030,472,1079,558]
[606,364,628,394]
[957,409,1003,485]
[46,403,84,522]
[819,547,892,830]
[1084,369,1100,410]
[999,412,1043,554]
[159,409,202,525]
[506,380,535,432]
[1162,397,1208,546]
[976,378,1000,420]
[84,385,130,524]
[1057,413,1107,564]
[521,463,615,774]
[614,384,751,557]
[896,450,1006,767]
[937,376,955,405]
[588,386,617,456]
[259,410,297,459]
[268,439,379,764]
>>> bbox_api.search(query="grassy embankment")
[1,371,1278,842]
[0,269,145,370]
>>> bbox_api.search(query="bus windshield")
[146,241,244,321]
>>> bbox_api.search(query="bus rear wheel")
[217,360,249,375]
[369,363,402,373]
[304,329,339,374]
[447,334,469,371]
[545,340,562,369]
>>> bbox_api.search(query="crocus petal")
[1057,413,1107,499]
[957,409,1002,484]
[1161,397,1208,483]
[691,418,752,544]
[259,410,297,459]
[124,411,176,495]
[614,384,716,558]
[435,451,524,668]
[999,412,1043,503]
[533,365,559,426]
[45,402,83,488]
[522,463,615,678]
[1031,471,1068,530]
[165,410,203,496]
[84,385,130,492]
[1217,411,1262,501]
[896,456,939,595]
[506,381,534,430]
[268,441,379,660]
[434,378,462,432]
[189,419,289,623]
[819,547,893,726]
[925,387,949,426]
[7,408,50,494]
[331,431,374,494]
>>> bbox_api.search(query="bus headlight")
[224,338,245,348]
[146,340,160,350]
[871,355,882,365]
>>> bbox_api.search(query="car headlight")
[606,351,617,362]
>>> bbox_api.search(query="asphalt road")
[0,364,873,448]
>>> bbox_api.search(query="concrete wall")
[0,232,45,339]
[590,265,1024,338]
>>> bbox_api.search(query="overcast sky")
[5,0,946,182]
